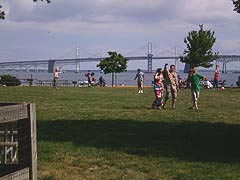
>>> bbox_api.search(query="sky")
[0,0,240,70]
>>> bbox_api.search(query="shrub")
[0,74,21,86]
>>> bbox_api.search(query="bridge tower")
[147,42,153,72]
[75,47,80,73]
[174,46,180,72]
[222,62,227,73]
[48,60,55,73]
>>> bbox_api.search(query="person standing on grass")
[152,68,164,109]
[85,70,93,87]
[53,67,62,91]
[162,64,179,109]
[134,68,145,94]
[213,64,220,90]
[187,68,205,111]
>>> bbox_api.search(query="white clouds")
[6,0,35,21]
[181,0,237,24]
[3,0,238,25]
[217,40,240,54]
[4,0,235,28]
[0,0,239,61]
[0,0,10,16]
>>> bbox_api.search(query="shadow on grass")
[38,119,240,163]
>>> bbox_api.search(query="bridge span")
[0,55,239,73]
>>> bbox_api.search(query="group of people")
[53,64,220,110]
[151,64,180,110]
[53,68,106,90]
[135,64,221,111]
[85,70,106,87]
[151,64,205,111]
[134,65,180,109]
[85,70,96,87]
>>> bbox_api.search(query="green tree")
[180,24,218,69]
[0,0,50,20]
[97,51,128,87]
[232,0,240,13]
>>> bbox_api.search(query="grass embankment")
[1,86,240,180]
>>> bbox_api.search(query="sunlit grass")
[1,86,240,179]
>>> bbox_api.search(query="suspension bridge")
[0,43,239,73]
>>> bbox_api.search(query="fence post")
[28,104,37,180]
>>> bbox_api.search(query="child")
[152,68,164,109]
[187,68,205,111]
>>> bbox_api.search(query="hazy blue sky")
[0,0,239,70]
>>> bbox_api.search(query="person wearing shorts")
[134,68,145,94]
[187,68,205,111]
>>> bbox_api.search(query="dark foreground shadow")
[38,119,240,163]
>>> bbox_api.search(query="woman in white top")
[53,68,61,90]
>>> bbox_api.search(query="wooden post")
[28,104,37,180]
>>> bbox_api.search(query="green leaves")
[0,0,50,20]
[0,74,21,86]
[97,51,128,74]
[97,51,128,86]
[232,0,240,13]
[0,5,5,20]
[181,25,218,69]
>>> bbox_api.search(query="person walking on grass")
[152,68,164,109]
[134,68,145,94]
[213,64,220,90]
[162,64,179,109]
[53,67,62,91]
[85,70,94,87]
[187,68,205,111]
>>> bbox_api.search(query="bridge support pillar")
[147,42,153,72]
[48,60,55,73]
[34,65,38,73]
[75,61,80,73]
[75,47,81,73]
[222,62,227,73]
[147,54,153,73]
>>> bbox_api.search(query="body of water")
[1,70,240,87]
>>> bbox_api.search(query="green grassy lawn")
[1,86,240,180]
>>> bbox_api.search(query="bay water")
[1,70,240,87]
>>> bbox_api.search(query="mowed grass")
[1,86,240,180]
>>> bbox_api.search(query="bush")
[0,74,21,86]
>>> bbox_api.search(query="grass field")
[1,86,240,180]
